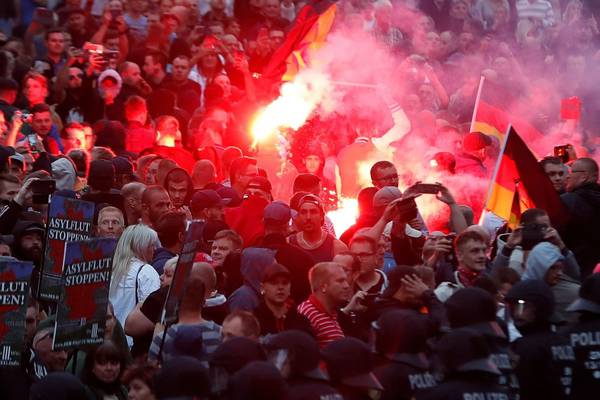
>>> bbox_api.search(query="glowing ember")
[250,71,332,145]
[327,197,359,237]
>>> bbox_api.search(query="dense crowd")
[1,0,600,399]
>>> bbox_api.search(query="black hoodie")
[561,182,600,277]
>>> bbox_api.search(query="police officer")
[417,327,509,400]
[322,337,384,400]
[505,280,575,400]
[562,274,600,398]
[264,330,343,400]
[372,310,438,400]
[445,287,519,399]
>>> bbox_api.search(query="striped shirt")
[297,294,344,348]
[148,321,222,368]
[516,0,555,26]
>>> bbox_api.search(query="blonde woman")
[109,224,161,345]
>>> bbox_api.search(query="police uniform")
[561,274,600,399]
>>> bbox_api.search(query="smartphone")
[32,8,55,28]
[554,145,570,164]
[83,42,104,55]
[412,183,441,195]
[520,223,546,251]
[27,134,38,150]
[31,179,56,204]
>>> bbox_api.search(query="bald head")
[566,157,599,192]
[119,61,141,86]
[122,181,146,199]
[192,160,217,190]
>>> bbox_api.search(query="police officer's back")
[264,330,342,400]
[561,274,600,399]
[505,280,575,400]
[445,287,519,399]
[372,310,438,400]
[416,327,509,400]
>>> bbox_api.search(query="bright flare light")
[251,71,332,145]
[327,197,359,238]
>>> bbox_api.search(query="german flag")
[472,99,545,146]
[483,126,569,229]
[261,0,337,83]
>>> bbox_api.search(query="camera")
[520,223,547,251]
[412,183,441,195]
[31,179,56,204]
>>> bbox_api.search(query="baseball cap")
[567,273,600,314]
[88,159,115,191]
[191,189,225,210]
[112,156,133,175]
[322,337,383,391]
[463,132,492,152]
[373,186,402,210]
[247,176,272,194]
[297,193,323,212]
[261,263,291,283]
[263,201,291,224]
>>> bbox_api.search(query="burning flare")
[251,71,332,146]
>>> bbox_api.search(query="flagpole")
[478,124,512,226]
[470,75,486,133]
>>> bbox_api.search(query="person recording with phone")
[492,208,581,282]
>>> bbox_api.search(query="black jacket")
[253,300,314,337]
[561,182,600,277]
[416,372,509,400]
[371,291,449,337]
[512,329,575,400]
[561,314,600,399]
[374,353,438,400]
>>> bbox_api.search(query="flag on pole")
[470,77,545,146]
[481,126,569,229]
[261,0,337,83]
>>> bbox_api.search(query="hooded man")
[505,280,575,400]
[227,247,276,312]
[523,242,581,324]
[50,157,77,191]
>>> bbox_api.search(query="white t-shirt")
[110,258,160,345]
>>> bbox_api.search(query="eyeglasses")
[353,252,375,260]
[570,170,586,174]
[68,74,83,80]
[375,174,398,182]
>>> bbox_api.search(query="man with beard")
[289,194,347,263]
[55,66,87,123]
[140,186,172,228]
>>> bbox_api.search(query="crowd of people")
[1,0,600,399]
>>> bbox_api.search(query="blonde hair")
[110,224,159,297]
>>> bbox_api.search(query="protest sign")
[52,238,116,350]
[161,221,205,325]
[0,261,34,367]
[38,195,95,301]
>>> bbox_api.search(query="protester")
[2,1,600,398]
[109,224,160,342]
